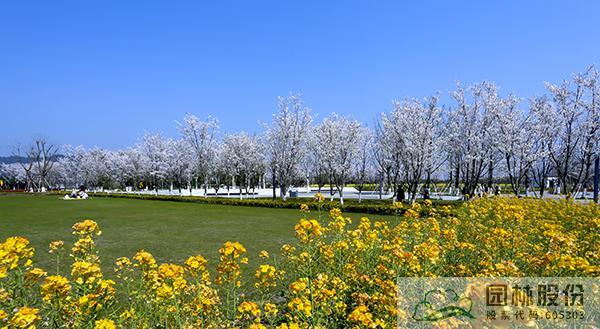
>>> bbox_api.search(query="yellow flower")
[9,307,40,328]
[158,263,185,279]
[185,255,207,271]
[94,319,116,329]
[294,218,323,242]
[255,264,281,289]
[133,250,157,268]
[264,302,278,317]
[288,297,311,317]
[392,201,403,210]
[281,244,296,255]
[40,275,71,302]
[300,203,310,213]
[329,207,342,218]
[0,236,35,277]
[191,284,220,311]
[290,278,308,294]
[404,208,419,219]
[155,282,175,300]
[348,305,374,327]
[97,279,116,298]
[115,256,132,268]
[71,260,102,285]
[238,301,261,317]
[25,267,47,282]
[216,241,247,286]
[313,192,325,202]
[48,240,64,253]
[219,241,247,258]
[258,250,269,259]
[72,219,101,236]
[119,308,135,321]
[78,293,103,314]
[71,236,95,257]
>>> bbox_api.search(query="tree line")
[2,65,598,203]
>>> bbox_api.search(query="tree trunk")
[272,171,276,199]
[379,171,384,199]
[397,185,405,202]
[329,181,334,202]
[280,185,287,201]
[487,158,493,194]
[539,176,546,198]
[454,163,460,189]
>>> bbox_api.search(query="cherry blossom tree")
[212,143,233,196]
[140,132,170,194]
[446,82,500,198]
[177,114,219,195]
[81,148,114,190]
[303,130,328,193]
[545,65,600,195]
[494,94,539,195]
[265,94,312,200]
[221,132,266,199]
[373,116,402,201]
[314,113,362,204]
[55,145,87,189]
[529,96,555,197]
[352,126,374,202]
[386,96,444,202]
[0,163,26,189]
[166,139,195,195]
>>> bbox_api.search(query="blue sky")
[1,1,599,154]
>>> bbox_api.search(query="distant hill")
[0,155,63,164]
[0,156,25,164]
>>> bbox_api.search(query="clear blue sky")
[1,1,599,155]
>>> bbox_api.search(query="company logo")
[412,288,475,321]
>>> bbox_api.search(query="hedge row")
[86,192,461,216]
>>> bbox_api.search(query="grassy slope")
[0,193,392,277]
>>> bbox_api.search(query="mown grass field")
[0,193,393,276]
[2,193,598,328]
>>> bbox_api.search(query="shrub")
[87,191,460,216]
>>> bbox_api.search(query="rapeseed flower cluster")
[0,198,598,328]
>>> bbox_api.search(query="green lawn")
[0,193,393,277]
